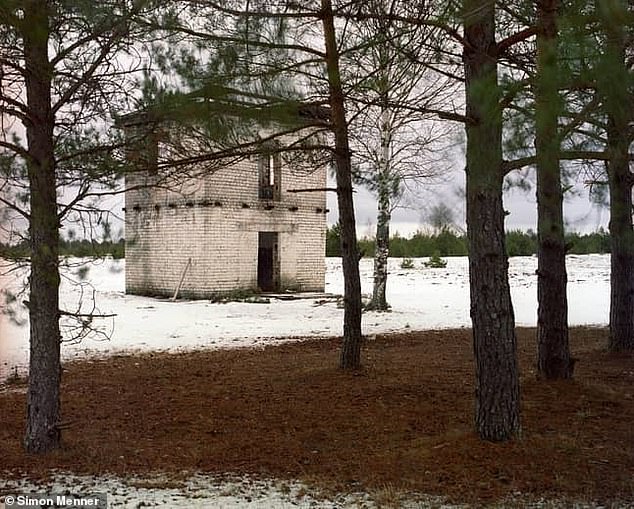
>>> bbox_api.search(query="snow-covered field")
[0,254,610,382]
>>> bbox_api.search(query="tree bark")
[607,116,634,353]
[369,179,390,311]
[599,0,634,352]
[23,0,63,453]
[321,0,363,369]
[535,0,573,379]
[368,102,392,311]
[463,0,521,441]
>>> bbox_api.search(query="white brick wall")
[125,151,327,298]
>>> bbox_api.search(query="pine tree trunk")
[23,0,62,453]
[321,0,363,369]
[608,122,634,352]
[368,103,392,311]
[535,0,573,379]
[600,0,634,352]
[463,0,521,441]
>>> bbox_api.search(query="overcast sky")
[327,167,608,238]
[0,158,607,245]
[76,162,611,242]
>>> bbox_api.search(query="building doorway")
[258,232,280,292]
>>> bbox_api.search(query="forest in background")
[327,225,611,258]
[0,227,611,260]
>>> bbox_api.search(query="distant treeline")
[1,228,610,260]
[1,239,125,259]
[327,225,612,258]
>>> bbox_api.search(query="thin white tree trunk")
[369,100,392,311]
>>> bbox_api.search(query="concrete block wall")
[125,150,327,298]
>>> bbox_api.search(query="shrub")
[400,258,415,269]
[424,253,448,268]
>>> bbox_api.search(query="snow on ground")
[0,255,612,508]
[0,473,604,508]
[0,472,608,509]
[0,254,610,382]
[0,473,463,509]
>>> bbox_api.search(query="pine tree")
[596,0,634,352]
[0,0,157,452]
[535,0,574,378]
[463,0,521,441]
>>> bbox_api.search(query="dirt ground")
[1,327,633,506]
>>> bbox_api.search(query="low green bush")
[424,253,448,268]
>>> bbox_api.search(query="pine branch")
[0,139,31,161]
[52,0,152,114]
[183,1,321,20]
[0,195,30,220]
[503,150,634,174]
[497,26,539,55]
[137,17,327,58]
[558,95,601,142]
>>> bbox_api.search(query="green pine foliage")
[0,228,610,261]
[60,239,125,259]
[327,226,611,258]
[506,230,538,257]
[400,258,415,269]
[0,239,125,260]
[424,253,448,268]
[326,223,342,257]
[565,229,612,254]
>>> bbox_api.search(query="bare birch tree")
[347,0,455,311]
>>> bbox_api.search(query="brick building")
[123,117,328,299]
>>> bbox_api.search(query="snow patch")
[0,255,610,381]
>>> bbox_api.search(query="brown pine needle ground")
[1,327,633,505]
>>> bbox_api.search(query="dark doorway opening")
[258,232,280,291]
